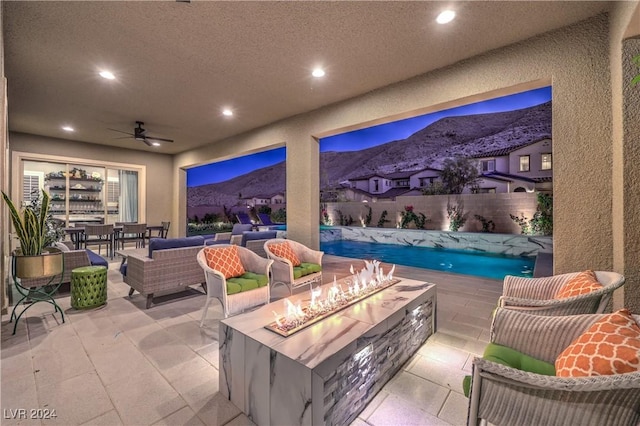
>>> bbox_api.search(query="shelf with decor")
[44,168,106,223]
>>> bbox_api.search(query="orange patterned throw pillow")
[554,270,603,299]
[268,241,301,266]
[203,246,245,279]
[555,309,640,377]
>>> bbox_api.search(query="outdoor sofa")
[120,236,206,308]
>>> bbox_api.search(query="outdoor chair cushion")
[226,272,269,295]
[293,262,322,279]
[268,241,301,266]
[463,342,555,397]
[204,245,245,279]
[556,308,640,377]
[241,271,269,287]
[555,270,603,299]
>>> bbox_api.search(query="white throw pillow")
[53,241,71,252]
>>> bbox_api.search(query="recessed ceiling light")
[62,126,74,132]
[151,142,161,147]
[99,70,115,80]
[222,108,233,117]
[436,10,456,24]
[312,68,325,78]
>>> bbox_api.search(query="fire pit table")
[219,274,436,426]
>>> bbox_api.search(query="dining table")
[64,224,165,250]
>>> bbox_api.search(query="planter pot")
[13,248,63,279]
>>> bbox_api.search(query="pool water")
[320,240,534,280]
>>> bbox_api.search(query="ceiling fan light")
[151,142,161,147]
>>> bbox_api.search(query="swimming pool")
[320,240,534,280]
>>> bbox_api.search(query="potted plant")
[2,189,63,278]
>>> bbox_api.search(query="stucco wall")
[610,2,640,311]
[8,132,174,233]
[176,14,614,274]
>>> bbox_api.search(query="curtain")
[119,170,138,222]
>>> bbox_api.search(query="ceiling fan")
[109,121,174,146]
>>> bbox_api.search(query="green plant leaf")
[632,75,640,86]
[2,190,50,255]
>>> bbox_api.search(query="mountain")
[188,101,551,209]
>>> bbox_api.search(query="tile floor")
[1,254,501,426]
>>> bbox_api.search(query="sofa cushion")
[555,309,640,377]
[149,236,204,257]
[203,245,245,279]
[53,241,71,252]
[554,270,603,299]
[226,277,259,294]
[240,230,277,247]
[268,241,301,266]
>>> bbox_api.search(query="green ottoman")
[71,266,108,309]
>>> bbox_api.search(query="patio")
[1,254,501,426]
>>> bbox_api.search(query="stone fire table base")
[219,277,436,426]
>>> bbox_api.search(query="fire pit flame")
[265,260,398,337]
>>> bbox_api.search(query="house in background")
[327,139,553,200]
[241,192,286,208]
[472,138,553,193]
[270,192,286,205]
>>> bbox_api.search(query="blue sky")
[187,147,286,187]
[320,86,552,152]
[187,86,551,187]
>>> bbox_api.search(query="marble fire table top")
[221,276,436,370]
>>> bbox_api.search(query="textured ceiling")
[3,1,610,154]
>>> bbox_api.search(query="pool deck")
[1,254,502,426]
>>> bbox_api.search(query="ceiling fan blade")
[145,136,174,143]
[142,138,153,147]
[108,128,134,136]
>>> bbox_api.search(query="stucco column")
[616,38,640,311]
[286,132,320,249]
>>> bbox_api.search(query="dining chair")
[118,222,147,249]
[83,223,115,258]
[160,221,170,238]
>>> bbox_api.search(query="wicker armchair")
[196,245,273,326]
[264,238,323,295]
[467,308,640,426]
[499,271,625,315]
